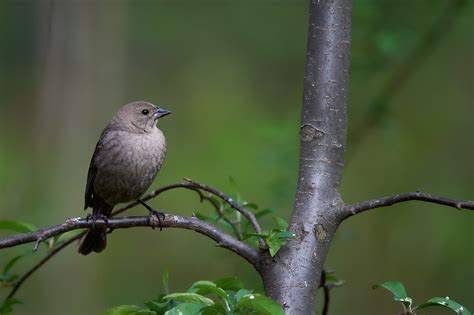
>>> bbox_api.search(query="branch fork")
[0,179,264,301]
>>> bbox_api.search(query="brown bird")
[78,101,171,255]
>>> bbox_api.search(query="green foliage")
[373,281,471,315]
[0,298,21,315]
[103,305,154,315]
[0,221,82,314]
[102,276,284,315]
[0,180,292,314]
[372,281,411,309]
[414,297,470,314]
[0,249,34,290]
[0,221,37,234]
[242,216,294,257]
[195,178,294,257]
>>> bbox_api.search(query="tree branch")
[7,233,82,299]
[120,181,245,240]
[0,215,259,266]
[1,180,260,300]
[343,191,474,218]
[183,178,265,248]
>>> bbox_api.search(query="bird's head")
[112,101,171,133]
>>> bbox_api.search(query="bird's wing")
[84,163,98,210]
[84,127,111,210]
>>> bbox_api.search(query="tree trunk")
[258,1,352,313]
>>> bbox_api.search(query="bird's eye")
[141,109,149,115]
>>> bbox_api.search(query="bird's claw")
[86,213,109,230]
[148,210,165,231]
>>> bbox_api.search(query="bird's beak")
[153,107,172,120]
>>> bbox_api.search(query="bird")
[78,101,171,255]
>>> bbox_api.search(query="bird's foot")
[138,199,165,230]
[86,213,109,229]
[148,209,166,230]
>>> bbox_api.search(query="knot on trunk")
[314,223,328,241]
[300,124,325,141]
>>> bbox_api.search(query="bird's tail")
[78,225,107,255]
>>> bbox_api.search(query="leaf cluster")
[373,281,471,315]
[103,275,283,315]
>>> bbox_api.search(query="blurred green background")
[0,0,472,314]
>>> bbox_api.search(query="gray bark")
[258,1,352,313]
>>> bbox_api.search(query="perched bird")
[78,101,171,255]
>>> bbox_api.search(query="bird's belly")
[94,132,166,205]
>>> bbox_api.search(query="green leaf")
[165,303,203,315]
[214,218,235,230]
[372,281,412,309]
[189,280,229,302]
[414,297,471,315]
[0,273,18,282]
[274,231,295,239]
[234,289,253,303]
[241,201,258,209]
[0,298,22,315]
[254,208,275,219]
[242,232,268,239]
[324,274,339,283]
[53,230,83,246]
[163,293,214,306]
[238,294,284,315]
[214,277,244,291]
[194,212,210,221]
[200,303,227,315]
[242,235,260,248]
[102,305,153,315]
[266,230,294,257]
[3,249,35,275]
[274,217,289,230]
[144,298,170,313]
[4,255,25,274]
[267,236,284,257]
[0,220,37,233]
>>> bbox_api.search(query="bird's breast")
[93,129,167,204]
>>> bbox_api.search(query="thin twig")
[319,270,345,315]
[343,191,474,218]
[182,185,243,240]
[321,271,330,315]
[183,178,265,248]
[322,284,330,315]
[118,181,247,240]
[7,232,83,299]
[0,215,258,265]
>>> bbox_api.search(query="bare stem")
[183,178,265,248]
[7,233,83,299]
[343,191,474,218]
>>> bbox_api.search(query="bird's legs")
[138,199,165,230]
[85,213,109,230]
